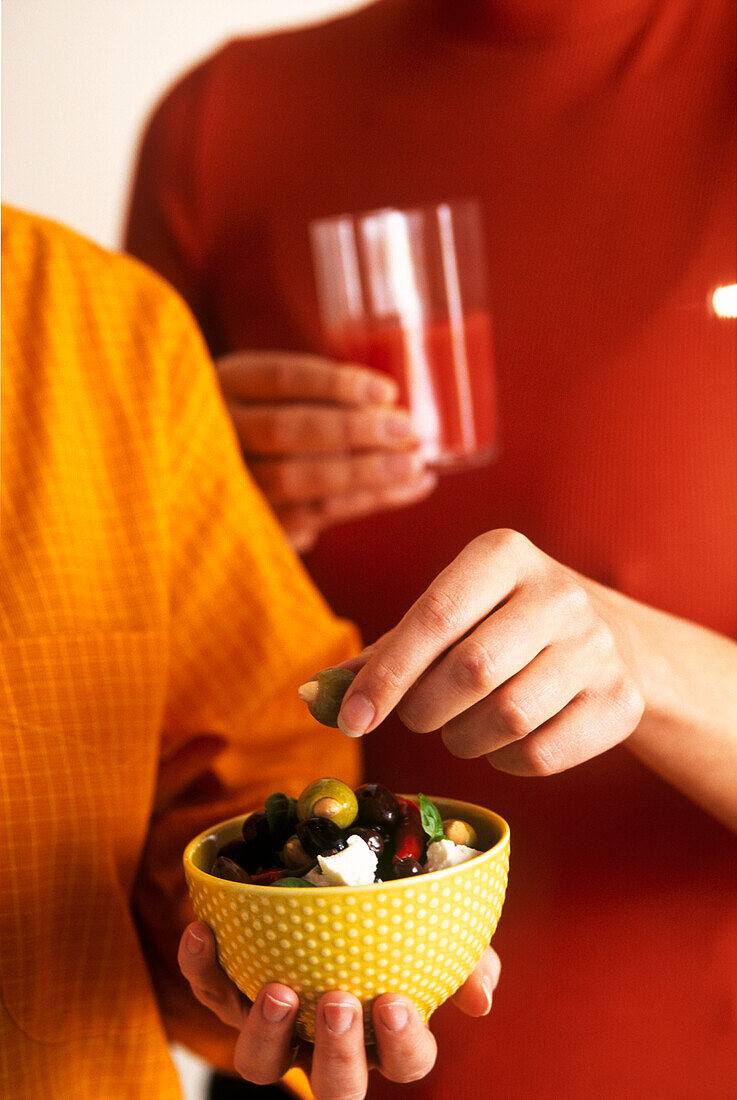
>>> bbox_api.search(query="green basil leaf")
[274,877,315,888]
[264,792,298,841]
[418,793,445,842]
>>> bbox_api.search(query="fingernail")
[367,378,396,403]
[186,928,205,955]
[377,1001,408,1032]
[323,1002,357,1035]
[385,452,415,478]
[262,992,293,1023]
[481,976,493,1015]
[388,471,437,504]
[338,692,375,737]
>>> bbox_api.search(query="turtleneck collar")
[428,0,657,43]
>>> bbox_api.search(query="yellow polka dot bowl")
[183,796,509,1043]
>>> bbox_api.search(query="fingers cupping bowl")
[183,778,509,1042]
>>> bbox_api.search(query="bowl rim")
[183,794,510,896]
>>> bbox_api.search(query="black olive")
[321,840,348,858]
[242,809,269,845]
[241,810,275,872]
[217,839,251,868]
[211,856,252,883]
[354,783,400,831]
[392,857,424,879]
[377,849,395,882]
[296,816,344,857]
[346,825,384,857]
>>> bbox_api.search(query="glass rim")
[309,196,482,233]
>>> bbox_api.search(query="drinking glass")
[310,200,498,469]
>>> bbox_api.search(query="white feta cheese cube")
[317,834,378,886]
[303,866,328,886]
[424,838,483,873]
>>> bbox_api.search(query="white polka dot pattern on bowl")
[184,799,510,1043]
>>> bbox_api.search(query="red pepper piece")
[250,868,285,886]
[393,798,425,864]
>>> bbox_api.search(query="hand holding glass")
[310,201,498,470]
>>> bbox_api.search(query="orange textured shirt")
[0,207,359,1099]
[124,1,737,1095]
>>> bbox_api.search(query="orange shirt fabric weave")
[0,206,359,1099]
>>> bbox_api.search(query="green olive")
[297,777,358,829]
[442,818,478,847]
[298,667,356,728]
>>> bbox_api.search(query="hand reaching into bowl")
[333,528,645,772]
[178,922,500,1099]
[325,529,737,830]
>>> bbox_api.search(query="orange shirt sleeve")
[2,207,346,1097]
[129,284,361,1071]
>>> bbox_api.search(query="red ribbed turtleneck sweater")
[125,1,736,1094]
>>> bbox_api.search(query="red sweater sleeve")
[123,68,208,323]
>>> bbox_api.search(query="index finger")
[217,351,398,405]
[310,992,368,1100]
[450,946,501,1017]
[337,530,529,738]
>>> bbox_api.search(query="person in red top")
[125,0,737,1096]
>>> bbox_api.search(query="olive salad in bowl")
[209,778,484,889]
[182,668,510,1041]
[184,786,509,1042]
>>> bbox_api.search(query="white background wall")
[2,0,372,250]
[2,6,371,1094]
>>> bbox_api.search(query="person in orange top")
[124,0,737,1095]
[0,206,497,1100]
